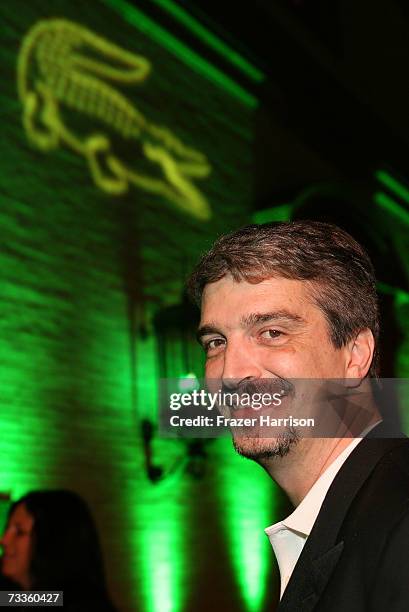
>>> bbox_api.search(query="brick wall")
[0,3,283,612]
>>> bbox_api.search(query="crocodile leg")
[142,141,211,220]
[22,83,60,151]
[84,134,129,195]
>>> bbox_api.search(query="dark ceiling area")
[158,0,409,205]
[130,0,409,376]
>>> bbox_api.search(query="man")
[188,221,409,611]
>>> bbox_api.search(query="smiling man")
[188,221,409,611]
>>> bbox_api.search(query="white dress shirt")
[265,436,367,599]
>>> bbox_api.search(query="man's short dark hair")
[188,221,380,377]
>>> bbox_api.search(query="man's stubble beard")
[215,377,299,459]
[232,427,300,460]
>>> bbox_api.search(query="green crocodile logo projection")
[17,19,212,220]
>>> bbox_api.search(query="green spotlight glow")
[136,333,160,420]
[101,0,258,108]
[377,281,409,303]
[150,0,264,82]
[0,318,60,497]
[130,321,189,612]
[216,438,274,612]
[252,204,292,224]
[374,191,409,225]
[375,170,409,206]
[134,478,190,612]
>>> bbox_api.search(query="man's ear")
[345,328,375,379]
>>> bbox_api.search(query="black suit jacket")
[277,422,409,611]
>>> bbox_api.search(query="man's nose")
[221,342,262,388]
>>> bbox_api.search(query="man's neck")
[262,436,356,506]
[260,415,382,506]
[258,389,383,506]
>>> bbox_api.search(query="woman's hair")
[8,490,114,607]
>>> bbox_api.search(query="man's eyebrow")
[196,324,223,343]
[240,311,305,327]
[196,311,305,343]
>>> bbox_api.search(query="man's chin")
[232,431,299,459]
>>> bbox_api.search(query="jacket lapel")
[277,424,407,611]
[278,541,344,611]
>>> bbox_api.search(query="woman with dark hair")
[0,490,117,611]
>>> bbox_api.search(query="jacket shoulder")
[338,439,409,584]
[347,438,409,522]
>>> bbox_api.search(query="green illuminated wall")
[0,2,280,612]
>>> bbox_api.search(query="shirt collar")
[282,437,363,536]
[265,437,364,539]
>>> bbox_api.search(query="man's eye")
[204,338,225,352]
[260,329,283,340]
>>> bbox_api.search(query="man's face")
[199,275,351,459]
